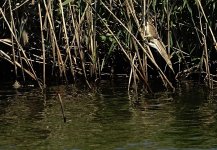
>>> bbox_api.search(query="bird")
[145,17,174,73]
[145,18,159,39]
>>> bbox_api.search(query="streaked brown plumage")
[145,20,159,39]
[145,19,174,72]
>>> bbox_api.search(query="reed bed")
[0,0,217,91]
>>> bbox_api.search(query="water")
[0,80,217,150]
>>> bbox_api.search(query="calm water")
[0,80,217,150]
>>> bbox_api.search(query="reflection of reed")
[58,93,66,123]
[1,81,217,149]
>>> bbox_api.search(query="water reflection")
[0,80,217,149]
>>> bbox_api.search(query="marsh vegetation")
[0,0,217,91]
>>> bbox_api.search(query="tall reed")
[0,0,217,91]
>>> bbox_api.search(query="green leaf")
[100,35,107,42]
[62,0,73,6]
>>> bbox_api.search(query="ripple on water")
[0,80,217,149]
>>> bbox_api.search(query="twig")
[58,93,66,123]
[12,0,30,11]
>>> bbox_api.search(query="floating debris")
[13,80,21,89]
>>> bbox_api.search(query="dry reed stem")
[58,93,66,123]
[195,0,217,50]
[42,0,68,80]
[100,1,174,90]
[142,0,148,83]
[12,0,29,11]
[198,12,212,89]
[132,38,148,86]
[96,11,152,92]
[128,53,139,93]
[69,2,91,88]
[126,0,174,77]
[166,1,171,55]
[0,49,39,81]
[8,0,18,79]
[38,3,46,88]
[0,8,42,88]
[59,0,75,80]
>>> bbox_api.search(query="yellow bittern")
[145,17,174,72]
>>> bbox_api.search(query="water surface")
[0,80,217,150]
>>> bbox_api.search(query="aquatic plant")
[0,0,216,91]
